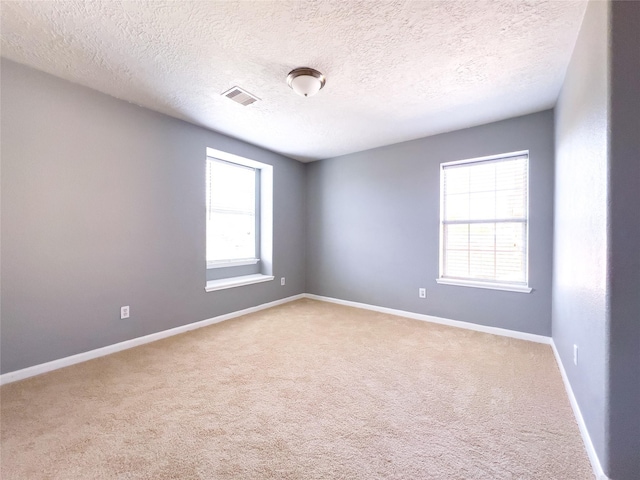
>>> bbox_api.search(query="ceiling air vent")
[221,86,260,106]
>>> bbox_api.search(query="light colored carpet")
[1,298,592,479]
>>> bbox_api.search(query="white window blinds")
[206,158,257,265]
[440,152,529,286]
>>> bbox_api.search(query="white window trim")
[205,148,273,292]
[207,258,259,269]
[205,274,274,292]
[436,278,532,293]
[438,150,531,293]
[206,157,258,265]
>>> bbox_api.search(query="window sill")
[436,278,532,293]
[207,258,260,269]
[205,274,274,292]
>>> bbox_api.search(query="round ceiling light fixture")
[287,67,326,97]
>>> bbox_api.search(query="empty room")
[1,1,638,479]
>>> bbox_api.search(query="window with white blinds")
[206,158,258,267]
[439,152,529,290]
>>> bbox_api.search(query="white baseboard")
[0,294,305,386]
[0,291,607,480]
[305,294,608,478]
[551,341,609,480]
[304,293,551,344]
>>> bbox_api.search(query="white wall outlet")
[280,277,285,286]
[121,306,130,319]
[573,344,578,365]
[419,288,426,299]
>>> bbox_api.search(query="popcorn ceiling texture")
[0,1,587,161]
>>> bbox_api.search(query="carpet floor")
[1,298,592,479]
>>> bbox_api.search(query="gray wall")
[554,1,640,478]
[552,0,610,470]
[0,59,307,374]
[607,2,640,478]
[306,111,555,336]
[3,12,638,474]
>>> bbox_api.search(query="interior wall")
[0,59,307,374]
[552,0,609,473]
[607,1,640,477]
[306,111,555,336]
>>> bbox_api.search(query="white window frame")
[206,158,259,269]
[436,151,532,293]
[205,148,273,292]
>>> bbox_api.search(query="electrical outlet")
[419,288,426,299]
[573,344,578,365]
[121,306,130,319]
[280,277,285,286]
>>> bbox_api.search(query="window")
[205,148,273,292]
[437,151,531,293]
[206,158,258,268]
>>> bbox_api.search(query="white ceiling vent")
[221,86,260,106]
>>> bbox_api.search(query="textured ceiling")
[0,0,587,162]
